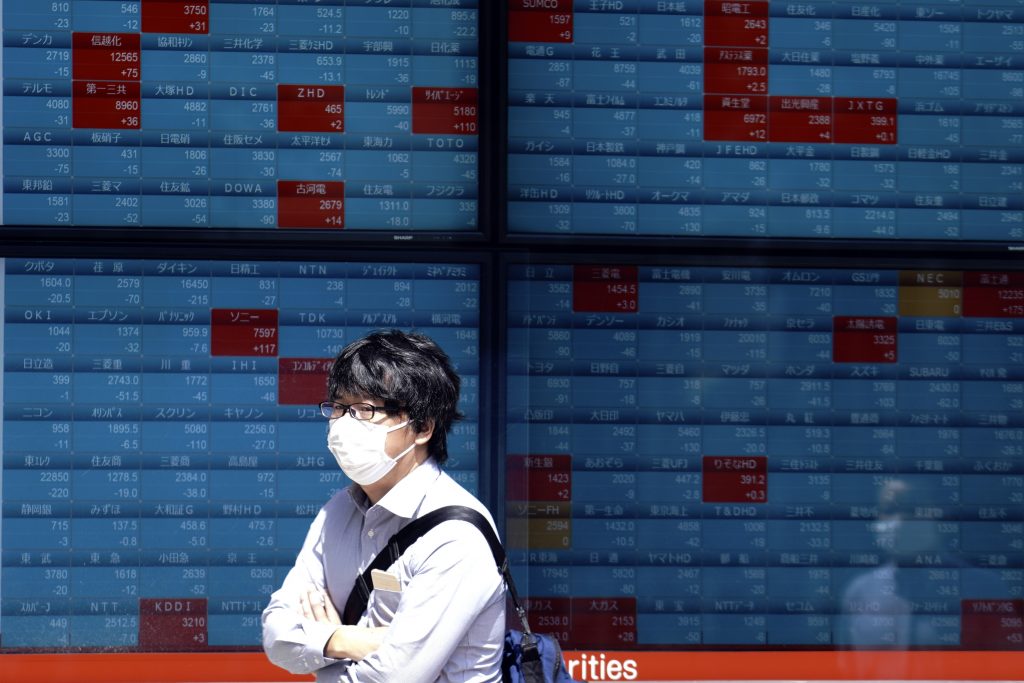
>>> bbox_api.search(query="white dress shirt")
[262,459,506,682]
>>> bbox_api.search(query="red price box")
[521,597,571,644]
[139,598,208,651]
[572,265,639,313]
[703,47,768,95]
[769,96,832,143]
[278,85,344,133]
[961,600,1024,649]
[832,316,898,363]
[72,80,141,129]
[702,456,767,503]
[141,0,209,34]
[507,454,572,502]
[211,309,279,356]
[571,598,637,649]
[277,180,344,229]
[703,94,768,142]
[508,0,573,43]
[834,97,898,144]
[72,32,141,81]
[412,87,478,135]
[704,0,769,48]
[963,271,1024,318]
[278,358,333,405]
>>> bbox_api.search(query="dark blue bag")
[502,629,576,683]
[342,506,582,683]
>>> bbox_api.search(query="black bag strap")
[341,505,534,640]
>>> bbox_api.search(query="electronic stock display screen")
[507,1,1024,241]
[506,260,1024,651]
[0,255,481,650]
[1,1,480,232]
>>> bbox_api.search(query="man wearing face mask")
[261,330,505,682]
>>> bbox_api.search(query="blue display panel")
[0,256,481,649]
[507,1,1024,241]
[2,1,479,231]
[506,261,1024,649]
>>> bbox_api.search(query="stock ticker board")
[1,1,479,231]
[506,264,1023,649]
[0,257,481,649]
[507,1,1024,240]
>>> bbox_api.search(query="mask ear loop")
[386,420,416,462]
[393,440,416,461]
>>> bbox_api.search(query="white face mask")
[327,415,415,486]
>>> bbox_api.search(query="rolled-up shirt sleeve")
[341,520,504,683]
[262,508,345,674]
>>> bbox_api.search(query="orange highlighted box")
[898,270,964,316]
[506,516,571,550]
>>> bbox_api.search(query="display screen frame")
[0,242,497,657]
[0,0,497,243]
[497,247,1024,659]
[500,2,1024,253]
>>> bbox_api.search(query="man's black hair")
[327,329,462,465]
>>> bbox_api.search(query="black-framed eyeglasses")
[319,401,391,421]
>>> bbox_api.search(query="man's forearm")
[325,625,389,661]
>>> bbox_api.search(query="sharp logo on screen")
[565,653,638,681]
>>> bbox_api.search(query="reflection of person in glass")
[262,330,505,682]
[839,479,948,650]
[837,476,1015,677]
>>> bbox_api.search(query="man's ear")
[413,418,434,446]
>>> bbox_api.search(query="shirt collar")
[347,458,442,519]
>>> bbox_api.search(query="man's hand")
[324,623,387,662]
[299,587,341,625]
[298,587,387,662]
